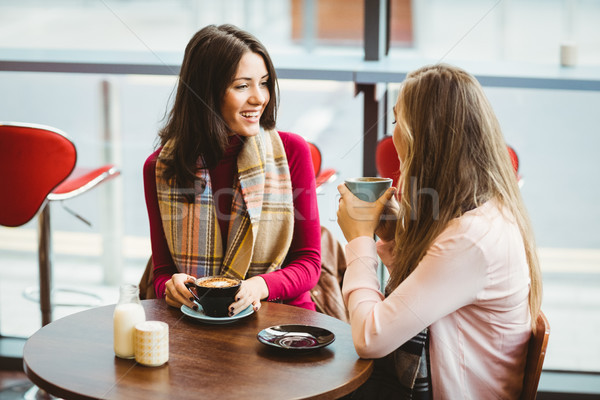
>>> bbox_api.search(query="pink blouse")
[342,200,532,399]
[144,131,321,310]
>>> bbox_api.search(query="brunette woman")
[144,24,320,316]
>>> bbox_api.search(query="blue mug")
[344,177,392,202]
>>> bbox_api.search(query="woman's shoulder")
[277,130,309,150]
[436,200,519,257]
[143,148,162,174]
[145,148,162,164]
[276,131,311,167]
[446,200,503,231]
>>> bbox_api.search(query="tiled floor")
[0,370,33,400]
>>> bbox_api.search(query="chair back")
[507,145,524,186]
[520,310,550,400]
[0,123,76,227]
[375,136,400,187]
[308,141,322,176]
[507,145,520,172]
[307,141,337,189]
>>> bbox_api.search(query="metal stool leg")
[37,204,52,327]
[24,203,103,323]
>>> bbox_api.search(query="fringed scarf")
[155,129,294,279]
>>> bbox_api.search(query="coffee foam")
[357,177,388,182]
[196,277,239,288]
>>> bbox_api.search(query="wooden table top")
[23,300,373,400]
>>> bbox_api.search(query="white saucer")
[180,304,254,324]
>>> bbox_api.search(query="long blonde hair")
[389,64,542,329]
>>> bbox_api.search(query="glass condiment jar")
[113,284,146,359]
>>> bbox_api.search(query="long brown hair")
[389,64,542,329]
[158,24,279,187]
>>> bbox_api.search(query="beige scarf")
[155,129,294,279]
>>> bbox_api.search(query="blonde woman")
[337,64,542,399]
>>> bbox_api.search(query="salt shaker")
[113,284,146,359]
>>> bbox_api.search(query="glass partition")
[403,0,600,65]
[1,0,599,378]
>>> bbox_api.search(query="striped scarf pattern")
[155,129,294,279]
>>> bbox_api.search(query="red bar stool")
[375,135,401,187]
[307,141,338,191]
[507,144,524,188]
[0,122,120,327]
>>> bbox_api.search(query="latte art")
[196,277,239,288]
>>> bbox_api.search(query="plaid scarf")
[155,129,294,279]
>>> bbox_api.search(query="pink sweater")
[342,200,531,399]
[144,131,321,310]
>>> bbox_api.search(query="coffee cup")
[185,276,241,317]
[344,177,393,202]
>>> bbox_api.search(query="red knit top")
[143,131,321,310]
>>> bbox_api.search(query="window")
[1,0,599,379]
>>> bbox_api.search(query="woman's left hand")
[228,276,268,316]
[337,184,396,242]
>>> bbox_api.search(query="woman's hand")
[375,193,400,242]
[228,276,268,316]
[337,184,396,243]
[164,273,197,310]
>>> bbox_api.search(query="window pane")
[399,0,600,65]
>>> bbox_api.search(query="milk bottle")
[113,284,146,359]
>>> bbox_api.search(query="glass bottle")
[113,284,146,359]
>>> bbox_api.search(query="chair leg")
[37,205,52,327]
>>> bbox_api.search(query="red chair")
[308,142,337,191]
[507,145,524,187]
[375,135,401,187]
[0,122,120,326]
[375,135,523,187]
[305,142,346,322]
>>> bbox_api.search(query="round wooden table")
[24,300,373,399]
